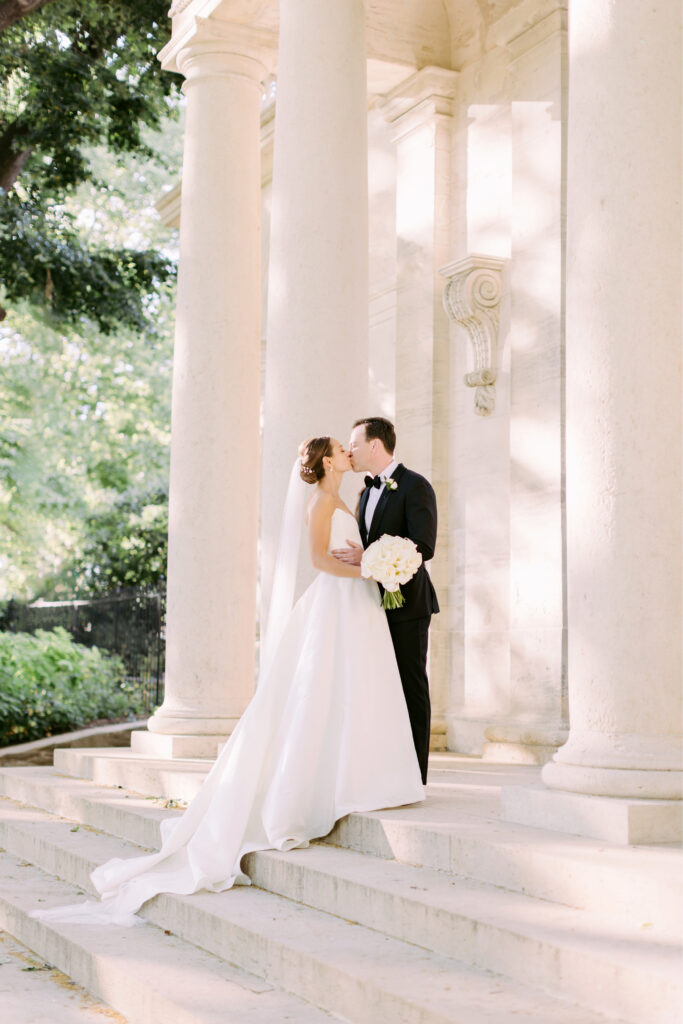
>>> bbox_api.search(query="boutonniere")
[384,478,398,491]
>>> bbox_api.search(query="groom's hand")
[331,539,363,566]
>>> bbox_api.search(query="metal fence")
[0,590,165,712]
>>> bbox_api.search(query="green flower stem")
[381,588,405,610]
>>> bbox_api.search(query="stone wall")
[253,2,571,760]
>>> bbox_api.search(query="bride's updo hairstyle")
[299,437,333,484]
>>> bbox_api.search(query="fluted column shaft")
[543,0,682,798]
[139,25,266,757]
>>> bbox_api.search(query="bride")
[31,436,425,926]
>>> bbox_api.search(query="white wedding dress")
[31,508,424,926]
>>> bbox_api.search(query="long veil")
[259,458,307,678]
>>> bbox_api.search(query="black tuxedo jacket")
[359,463,439,622]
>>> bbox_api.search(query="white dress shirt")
[364,458,399,535]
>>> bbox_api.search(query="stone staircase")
[0,750,679,1024]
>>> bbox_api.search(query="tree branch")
[0,0,55,34]
[0,121,31,191]
[0,146,31,191]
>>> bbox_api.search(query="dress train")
[30,509,424,926]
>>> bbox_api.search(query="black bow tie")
[364,474,381,489]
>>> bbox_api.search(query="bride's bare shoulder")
[306,489,334,525]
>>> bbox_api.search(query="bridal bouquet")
[361,535,423,610]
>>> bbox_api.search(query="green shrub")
[0,627,145,746]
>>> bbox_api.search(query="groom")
[333,416,439,785]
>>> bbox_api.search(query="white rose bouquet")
[361,534,423,610]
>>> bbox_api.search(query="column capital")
[440,254,506,417]
[159,15,276,80]
[505,8,567,67]
[488,0,567,56]
[378,65,458,140]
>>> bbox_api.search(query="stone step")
[322,802,682,934]
[0,848,340,1024]
[0,928,130,1024]
[12,760,680,933]
[52,748,537,806]
[0,792,678,1024]
[53,747,211,804]
[242,848,679,1024]
[0,766,177,851]
[0,796,632,1024]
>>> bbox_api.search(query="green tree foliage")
[0,0,180,331]
[0,2,184,600]
[0,197,173,333]
[0,626,144,745]
[0,285,175,599]
[58,486,170,598]
[0,112,183,599]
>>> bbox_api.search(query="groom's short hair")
[353,417,396,454]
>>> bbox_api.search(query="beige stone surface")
[0,930,126,1024]
[146,0,681,841]
[543,0,682,799]
[145,17,268,751]
[0,752,678,1022]
[259,0,370,618]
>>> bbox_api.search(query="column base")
[500,783,682,845]
[482,724,568,766]
[542,758,683,800]
[146,707,244,740]
[131,730,233,759]
[429,722,448,752]
[482,741,559,765]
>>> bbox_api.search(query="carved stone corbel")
[440,255,506,416]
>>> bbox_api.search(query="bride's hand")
[331,540,363,566]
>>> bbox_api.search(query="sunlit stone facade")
[149,0,681,841]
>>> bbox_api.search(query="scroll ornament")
[441,255,505,416]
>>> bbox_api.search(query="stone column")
[379,68,458,748]
[260,0,369,622]
[483,8,569,765]
[134,20,268,758]
[503,0,682,842]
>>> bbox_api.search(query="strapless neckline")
[328,507,361,552]
[332,507,357,525]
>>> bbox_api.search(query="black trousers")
[387,615,431,785]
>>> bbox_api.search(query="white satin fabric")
[30,509,424,926]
